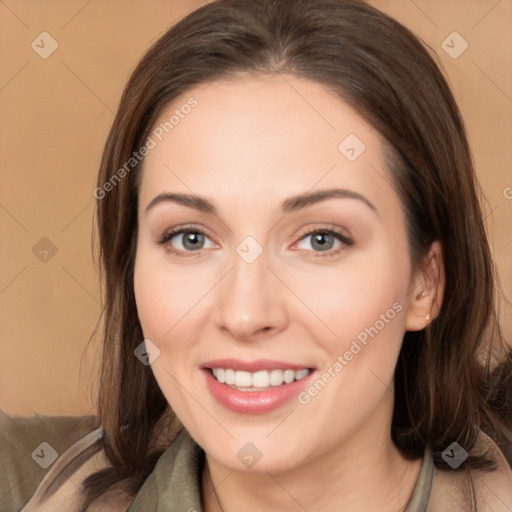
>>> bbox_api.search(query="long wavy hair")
[81,0,512,508]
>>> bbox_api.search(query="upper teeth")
[211,368,310,389]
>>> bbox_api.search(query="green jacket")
[2,411,511,511]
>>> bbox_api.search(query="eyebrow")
[144,188,378,216]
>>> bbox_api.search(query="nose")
[214,249,289,343]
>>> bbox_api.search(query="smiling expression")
[133,74,421,472]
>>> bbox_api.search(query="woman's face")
[134,74,424,472]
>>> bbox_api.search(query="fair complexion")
[134,74,444,511]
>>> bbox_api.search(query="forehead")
[138,74,395,214]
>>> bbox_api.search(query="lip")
[201,358,313,372]
[201,363,315,415]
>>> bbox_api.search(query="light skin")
[133,74,445,511]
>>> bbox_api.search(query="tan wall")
[1,0,510,416]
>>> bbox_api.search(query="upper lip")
[201,359,314,372]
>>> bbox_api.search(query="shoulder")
[0,411,100,511]
[428,430,512,511]
[125,428,204,511]
[470,431,512,511]
[1,407,196,512]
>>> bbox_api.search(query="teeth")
[225,369,235,385]
[283,369,295,384]
[211,368,311,389]
[252,371,269,387]
[269,369,284,386]
[213,368,225,384]
[235,371,252,387]
[295,369,310,380]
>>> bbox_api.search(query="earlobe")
[405,241,445,332]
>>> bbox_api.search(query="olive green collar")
[127,429,433,511]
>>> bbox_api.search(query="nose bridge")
[215,241,287,340]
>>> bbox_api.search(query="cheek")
[291,250,409,347]
[289,245,410,417]
[133,248,206,417]
[133,246,212,343]
[290,260,408,439]
[133,259,169,341]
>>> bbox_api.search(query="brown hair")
[81,0,512,508]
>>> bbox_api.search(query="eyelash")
[155,224,353,258]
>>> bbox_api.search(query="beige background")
[0,0,510,416]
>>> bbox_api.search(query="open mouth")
[202,361,317,414]
[208,367,313,391]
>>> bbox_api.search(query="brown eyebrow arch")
[282,188,377,214]
[145,188,378,216]
[145,193,215,214]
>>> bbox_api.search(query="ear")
[405,241,445,331]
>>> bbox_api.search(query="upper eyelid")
[293,228,352,250]
[159,226,215,245]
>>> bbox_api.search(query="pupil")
[313,233,333,251]
[184,232,203,250]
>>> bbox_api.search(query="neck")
[202,399,423,512]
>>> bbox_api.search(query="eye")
[156,226,215,255]
[295,226,353,257]
[155,224,353,258]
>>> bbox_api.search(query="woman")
[2,0,511,510]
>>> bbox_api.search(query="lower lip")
[203,369,314,414]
